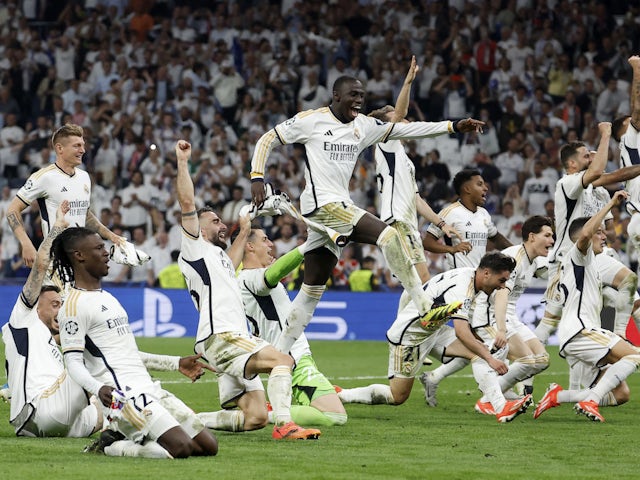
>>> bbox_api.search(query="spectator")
[157,250,187,289]
[349,256,379,292]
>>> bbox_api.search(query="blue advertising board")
[0,286,553,343]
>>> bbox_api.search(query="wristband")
[452,119,461,132]
[436,219,446,229]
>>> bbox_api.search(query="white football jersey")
[620,122,640,214]
[178,230,249,346]
[17,164,91,236]
[386,267,479,345]
[557,245,603,351]
[238,267,311,362]
[549,171,611,263]
[484,244,543,322]
[2,293,66,422]
[375,140,419,228]
[59,287,157,393]
[426,201,497,269]
[252,107,452,215]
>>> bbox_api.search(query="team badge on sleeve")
[64,320,79,335]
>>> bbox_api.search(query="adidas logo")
[101,305,108,312]
[324,130,333,136]
[466,221,472,226]
[61,186,68,192]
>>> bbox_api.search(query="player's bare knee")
[194,430,218,456]
[243,411,268,430]
[614,382,631,405]
[390,387,410,405]
[166,439,193,459]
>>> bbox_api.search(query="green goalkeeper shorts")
[291,354,336,405]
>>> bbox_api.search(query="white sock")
[587,359,638,403]
[197,410,245,432]
[377,226,429,315]
[104,439,173,459]
[268,365,293,425]
[557,389,588,404]
[430,357,469,383]
[497,357,535,391]
[471,358,505,413]
[337,384,395,404]
[274,284,325,353]
[534,315,559,344]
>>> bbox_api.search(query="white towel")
[109,241,151,266]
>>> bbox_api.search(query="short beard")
[213,238,227,250]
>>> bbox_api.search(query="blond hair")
[51,124,84,149]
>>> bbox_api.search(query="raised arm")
[264,243,306,287]
[85,210,125,246]
[226,212,251,270]
[175,140,200,238]
[576,190,628,254]
[250,130,282,206]
[21,200,69,306]
[582,122,610,187]
[629,55,640,129]
[5,196,36,268]
[391,56,418,123]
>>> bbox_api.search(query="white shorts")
[388,326,457,378]
[20,371,97,438]
[472,326,509,360]
[201,331,270,379]
[561,328,622,366]
[568,360,602,390]
[109,383,204,444]
[506,315,538,343]
[218,373,264,409]
[391,220,426,265]
[305,202,367,258]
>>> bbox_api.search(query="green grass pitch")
[1,338,638,480]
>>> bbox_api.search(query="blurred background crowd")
[0,0,638,290]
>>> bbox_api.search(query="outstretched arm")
[629,56,640,130]
[139,351,215,382]
[582,122,610,187]
[175,140,199,238]
[592,165,640,187]
[21,200,70,307]
[391,56,418,123]
[415,195,460,239]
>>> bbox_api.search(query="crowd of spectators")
[0,0,639,289]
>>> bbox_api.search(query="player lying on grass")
[534,190,640,423]
[337,252,533,423]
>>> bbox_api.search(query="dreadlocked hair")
[51,227,96,286]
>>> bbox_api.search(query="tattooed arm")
[21,201,70,307]
[5,197,37,268]
[85,210,125,246]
